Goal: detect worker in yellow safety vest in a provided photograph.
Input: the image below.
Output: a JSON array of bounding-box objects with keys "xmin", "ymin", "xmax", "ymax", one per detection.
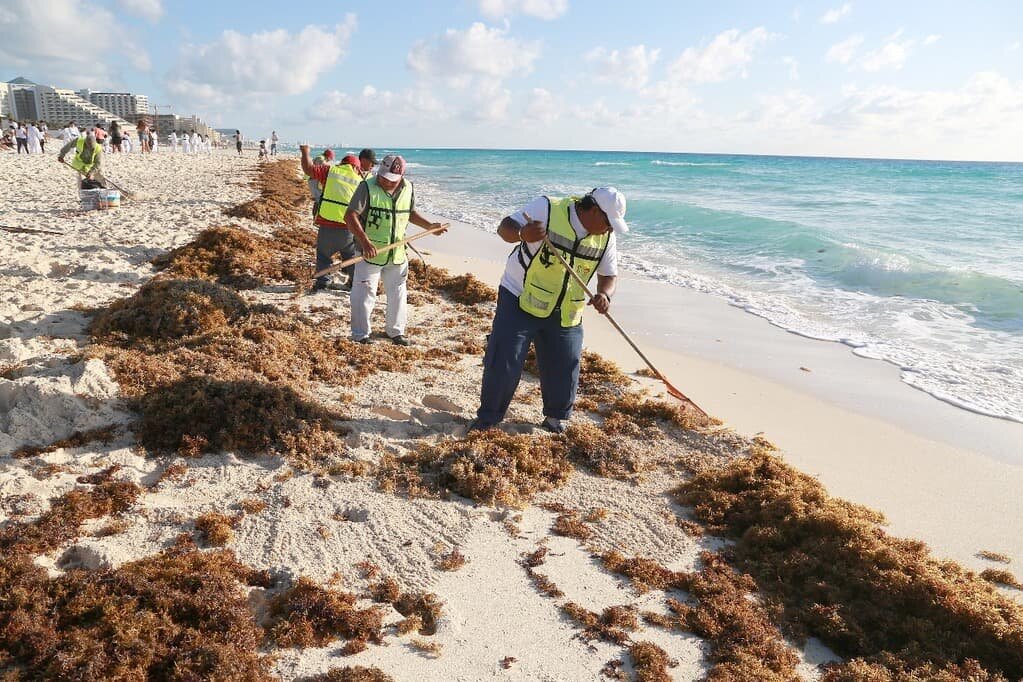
[
  {"xmin": 57, "ymin": 133, "xmax": 105, "ymax": 187},
  {"xmin": 343, "ymin": 154, "xmax": 448, "ymax": 346},
  {"xmin": 300, "ymin": 146, "xmax": 376, "ymax": 291},
  {"xmin": 468, "ymin": 188, "xmax": 628, "ymax": 434}
]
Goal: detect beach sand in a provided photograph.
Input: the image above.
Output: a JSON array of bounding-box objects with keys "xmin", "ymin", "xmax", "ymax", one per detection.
[{"xmin": 1, "ymin": 150, "xmax": 1020, "ymax": 680}]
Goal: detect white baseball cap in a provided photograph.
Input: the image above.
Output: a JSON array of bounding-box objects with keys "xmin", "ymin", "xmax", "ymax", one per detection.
[
  {"xmin": 378, "ymin": 154, "xmax": 407, "ymax": 182},
  {"xmin": 590, "ymin": 187, "xmax": 628, "ymax": 233}
]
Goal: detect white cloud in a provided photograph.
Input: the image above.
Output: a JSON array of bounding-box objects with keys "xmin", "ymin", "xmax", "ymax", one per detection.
[
  {"xmin": 522, "ymin": 87, "xmax": 560, "ymax": 125},
  {"xmin": 585, "ymin": 45, "xmax": 660, "ymax": 90},
  {"xmin": 166, "ymin": 16, "xmax": 356, "ymax": 101},
  {"xmin": 407, "ymin": 23, "xmax": 540, "ymax": 84},
  {"xmin": 923, "ymin": 34, "xmax": 941, "ymax": 46},
  {"xmin": 821, "ymin": 72, "xmax": 1023, "ymax": 140},
  {"xmin": 1009, "ymin": 41, "xmax": 1022, "ymax": 53},
  {"xmin": 820, "ymin": 3, "xmax": 852, "ymax": 24},
  {"xmin": 0, "ymin": 0, "xmax": 146, "ymax": 88},
  {"xmin": 860, "ymin": 31, "xmax": 914, "ymax": 72},
  {"xmin": 739, "ymin": 89, "xmax": 818, "ymax": 130},
  {"xmin": 781, "ymin": 56, "xmax": 800, "ymax": 80},
  {"xmin": 668, "ymin": 27, "xmax": 773, "ymax": 84},
  {"xmin": 118, "ymin": 0, "xmax": 163, "ymax": 22},
  {"xmin": 467, "ymin": 78, "xmax": 512, "ymax": 121},
  {"xmin": 477, "ymin": 0, "xmax": 568, "ymax": 20},
  {"xmin": 308, "ymin": 85, "xmax": 448, "ymax": 122},
  {"xmin": 826, "ymin": 34, "xmax": 863, "ymax": 65}
]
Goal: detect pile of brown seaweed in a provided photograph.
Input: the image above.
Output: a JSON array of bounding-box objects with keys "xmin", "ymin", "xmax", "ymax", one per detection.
[
  {"xmin": 225, "ymin": 159, "xmax": 310, "ymax": 225},
  {"xmin": 379, "ymin": 431, "xmax": 573, "ymax": 508},
  {"xmin": 89, "ymin": 279, "xmax": 250, "ymax": 344},
  {"xmin": 407, "ymin": 260, "xmax": 497, "ymax": 305},
  {"xmin": 135, "ymin": 376, "xmax": 346, "ymax": 462},
  {"xmin": 266, "ymin": 577, "xmax": 385, "ymax": 650},
  {"xmin": 152, "ymin": 225, "xmax": 287, "ymax": 289},
  {"xmin": 676, "ymin": 450, "xmax": 1023, "ymax": 680}
]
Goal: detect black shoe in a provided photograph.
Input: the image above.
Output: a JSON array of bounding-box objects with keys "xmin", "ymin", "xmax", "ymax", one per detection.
[
  {"xmin": 466, "ymin": 419, "xmax": 495, "ymax": 433},
  {"xmin": 389, "ymin": 335, "xmax": 411, "ymax": 346},
  {"xmin": 356, "ymin": 337, "xmax": 373, "ymax": 345},
  {"xmin": 539, "ymin": 417, "xmax": 565, "ymax": 434},
  {"xmin": 326, "ymin": 280, "xmax": 351, "ymax": 292},
  {"xmin": 311, "ymin": 280, "xmax": 327, "ymax": 293}
]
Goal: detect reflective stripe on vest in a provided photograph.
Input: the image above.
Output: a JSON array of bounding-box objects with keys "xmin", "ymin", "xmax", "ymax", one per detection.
[
  {"xmin": 364, "ymin": 177, "xmax": 414, "ymax": 266},
  {"xmin": 518, "ymin": 196, "xmax": 610, "ymax": 327},
  {"xmin": 71, "ymin": 137, "xmax": 101, "ymax": 175},
  {"xmin": 316, "ymin": 163, "xmax": 363, "ymax": 223}
]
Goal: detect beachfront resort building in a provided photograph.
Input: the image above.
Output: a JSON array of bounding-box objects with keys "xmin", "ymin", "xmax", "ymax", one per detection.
[
  {"xmin": 77, "ymin": 90, "xmax": 150, "ymax": 121},
  {"xmin": 3, "ymin": 77, "xmax": 214, "ymax": 141},
  {"xmin": 152, "ymin": 113, "xmax": 221, "ymax": 144},
  {"xmin": 2, "ymin": 78, "xmax": 130, "ymax": 130}
]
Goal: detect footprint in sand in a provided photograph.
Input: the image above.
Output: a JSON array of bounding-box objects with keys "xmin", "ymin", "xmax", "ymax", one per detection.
[
  {"xmin": 371, "ymin": 406, "xmax": 413, "ymax": 421},
  {"xmin": 421, "ymin": 394, "xmax": 462, "ymax": 413}
]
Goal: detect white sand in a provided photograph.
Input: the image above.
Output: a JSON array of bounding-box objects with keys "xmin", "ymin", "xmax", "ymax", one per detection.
[{"xmin": 1, "ymin": 149, "xmax": 1018, "ymax": 680}]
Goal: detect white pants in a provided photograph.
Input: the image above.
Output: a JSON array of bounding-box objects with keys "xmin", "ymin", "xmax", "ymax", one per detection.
[{"xmin": 350, "ymin": 259, "xmax": 408, "ymax": 341}]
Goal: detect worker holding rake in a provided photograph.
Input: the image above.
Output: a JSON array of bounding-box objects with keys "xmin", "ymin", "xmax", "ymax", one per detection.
[{"xmin": 469, "ymin": 188, "xmax": 627, "ymax": 434}]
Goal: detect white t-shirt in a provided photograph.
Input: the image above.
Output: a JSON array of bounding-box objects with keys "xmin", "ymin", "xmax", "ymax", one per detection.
[{"xmin": 499, "ymin": 195, "xmax": 618, "ymax": 297}]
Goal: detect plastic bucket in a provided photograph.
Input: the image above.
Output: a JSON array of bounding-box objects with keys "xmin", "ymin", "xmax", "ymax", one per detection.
[
  {"xmin": 99, "ymin": 190, "xmax": 120, "ymax": 209},
  {"xmin": 78, "ymin": 188, "xmax": 120, "ymax": 210}
]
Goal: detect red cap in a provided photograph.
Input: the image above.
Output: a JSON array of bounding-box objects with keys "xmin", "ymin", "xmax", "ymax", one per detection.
[
  {"xmin": 341, "ymin": 154, "xmax": 360, "ymax": 167},
  {"xmin": 322, "ymin": 149, "xmax": 335, "ymax": 160}
]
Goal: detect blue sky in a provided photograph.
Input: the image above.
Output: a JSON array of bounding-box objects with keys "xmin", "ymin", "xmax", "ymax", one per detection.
[{"xmin": 2, "ymin": 0, "xmax": 1021, "ymax": 160}]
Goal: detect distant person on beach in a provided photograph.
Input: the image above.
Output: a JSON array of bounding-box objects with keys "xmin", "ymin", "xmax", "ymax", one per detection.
[
  {"xmin": 110, "ymin": 121, "xmax": 122, "ymax": 152},
  {"xmin": 168, "ymin": 131, "xmax": 178, "ymax": 152},
  {"xmin": 468, "ymin": 188, "xmax": 627, "ymax": 434},
  {"xmin": 270, "ymin": 130, "xmax": 278, "ymax": 156},
  {"xmin": 257, "ymin": 139, "xmax": 268, "ymax": 160},
  {"xmin": 27, "ymin": 122, "xmax": 43, "ymax": 154},
  {"xmin": 235, "ymin": 130, "xmax": 243, "ymax": 155},
  {"xmin": 304, "ymin": 148, "xmax": 334, "ymax": 209},
  {"xmin": 344, "ymin": 154, "xmax": 448, "ymax": 345},
  {"xmin": 15, "ymin": 123, "xmax": 28, "ymax": 154},
  {"xmin": 58, "ymin": 132, "xmax": 105, "ymax": 187},
  {"xmin": 300, "ymin": 146, "xmax": 366, "ymax": 292},
  {"xmin": 38, "ymin": 122, "xmax": 47, "ymax": 153}
]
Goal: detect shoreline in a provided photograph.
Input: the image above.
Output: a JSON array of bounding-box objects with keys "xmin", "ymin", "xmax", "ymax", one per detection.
[{"xmin": 419, "ymin": 218, "xmax": 1023, "ymax": 571}]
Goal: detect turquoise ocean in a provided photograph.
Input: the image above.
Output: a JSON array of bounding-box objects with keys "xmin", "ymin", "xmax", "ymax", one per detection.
[{"xmin": 321, "ymin": 147, "xmax": 1023, "ymax": 423}]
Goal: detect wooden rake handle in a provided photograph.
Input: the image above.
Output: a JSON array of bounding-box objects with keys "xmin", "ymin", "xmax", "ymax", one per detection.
[
  {"xmin": 309, "ymin": 224, "xmax": 449, "ymax": 280},
  {"xmin": 537, "ymin": 230, "xmax": 708, "ymax": 418}
]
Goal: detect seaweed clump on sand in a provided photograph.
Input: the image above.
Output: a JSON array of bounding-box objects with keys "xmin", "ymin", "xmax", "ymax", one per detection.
[
  {"xmin": 0, "ymin": 545, "xmax": 273, "ymax": 680},
  {"xmin": 393, "ymin": 591, "xmax": 444, "ymax": 636},
  {"xmin": 309, "ymin": 668, "xmax": 394, "ymax": 682},
  {"xmin": 266, "ymin": 577, "xmax": 384, "ymax": 649},
  {"xmin": 629, "ymin": 641, "xmax": 675, "ymax": 682},
  {"xmin": 89, "ymin": 279, "xmax": 250, "ymax": 344},
  {"xmin": 225, "ymin": 159, "xmax": 310, "ymax": 225},
  {"xmin": 407, "ymin": 260, "xmax": 497, "ymax": 305},
  {"xmin": 675, "ymin": 450, "xmax": 1023, "ymax": 679},
  {"xmin": 563, "ymin": 420, "xmax": 661, "ymax": 480},
  {"xmin": 151, "ymin": 226, "xmax": 283, "ymax": 289},
  {"xmin": 389, "ymin": 431, "xmax": 573, "ymax": 508},
  {"xmin": 135, "ymin": 376, "xmax": 346, "ymax": 464},
  {"xmin": 10, "ymin": 425, "xmax": 119, "ymax": 459},
  {"xmin": 0, "ymin": 480, "xmax": 142, "ymax": 556}
]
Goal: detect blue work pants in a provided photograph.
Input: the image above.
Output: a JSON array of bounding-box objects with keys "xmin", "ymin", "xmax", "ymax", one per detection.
[{"xmin": 476, "ymin": 286, "xmax": 584, "ymax": 426}]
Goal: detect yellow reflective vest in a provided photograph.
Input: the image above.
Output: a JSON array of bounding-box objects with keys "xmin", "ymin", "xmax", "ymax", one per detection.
[
  {"xmin": 364, "ymin": 177, "xmax": 414, "ymax": 266},
  {"xmin": 70, "ymin": 137, "xmax": 101, "ymax": 175},
  {"xmin": 518, "ymin": 196, "xmax": 610, "ymax": 327},
  {"xmin": 317, "ymin": 163, "xmax": 364, "ymax": 223}
]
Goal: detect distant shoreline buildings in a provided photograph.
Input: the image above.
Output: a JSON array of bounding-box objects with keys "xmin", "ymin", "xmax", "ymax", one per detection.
[{"xmin": 1, "ymin": 76, "xmax": 223, "ymax": 143}]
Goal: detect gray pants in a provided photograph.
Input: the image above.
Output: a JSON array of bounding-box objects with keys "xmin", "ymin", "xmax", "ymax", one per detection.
[{"xmin": 315, "ymin": 227, "xmax": 357, "ymax": 286}]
